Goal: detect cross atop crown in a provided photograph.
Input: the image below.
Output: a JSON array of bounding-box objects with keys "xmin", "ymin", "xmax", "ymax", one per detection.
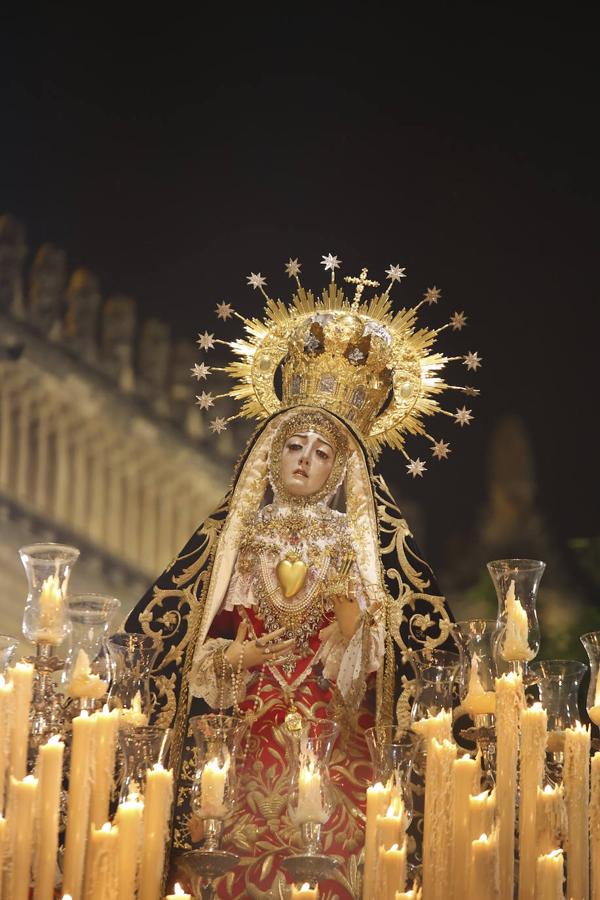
[{"xmin": 344, "ymin": 267, "xmax": 380, "ymax": 309}]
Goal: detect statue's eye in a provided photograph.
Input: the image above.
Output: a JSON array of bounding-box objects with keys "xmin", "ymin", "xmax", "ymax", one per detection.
[
  {"xmin": 316, "ymin": 449, "xmax": 330, "ymax": 461},
  {"xmin": 287, "ymin": 442, "xmax": 303, "ymax": 451}
]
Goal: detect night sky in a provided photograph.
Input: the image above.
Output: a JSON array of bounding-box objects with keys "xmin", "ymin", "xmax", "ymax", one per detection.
[{"xmin": 1, "ymin": 8, "xmax": 598, "ymax": 572}]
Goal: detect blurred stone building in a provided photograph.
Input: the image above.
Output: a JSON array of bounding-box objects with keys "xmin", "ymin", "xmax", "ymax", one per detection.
[{"xmin": 0, "ymin": 213, "xmax": 240, "ymax": 647}]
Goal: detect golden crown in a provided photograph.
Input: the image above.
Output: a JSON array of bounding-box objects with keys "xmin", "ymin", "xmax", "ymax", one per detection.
[{"xmin": 192, "ymin": 256, "xmax": 481, "ymax": 475}]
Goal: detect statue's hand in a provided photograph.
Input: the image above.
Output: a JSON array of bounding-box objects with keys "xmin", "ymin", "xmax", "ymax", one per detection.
[{"xmin": 224, "ymin": 622, "xmax": 296, "ymax": 671}]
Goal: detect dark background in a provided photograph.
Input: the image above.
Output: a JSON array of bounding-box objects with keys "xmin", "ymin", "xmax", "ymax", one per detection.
[{"xmin": 1, "ymin": 7, "xmax": 598, "ymax": 585}]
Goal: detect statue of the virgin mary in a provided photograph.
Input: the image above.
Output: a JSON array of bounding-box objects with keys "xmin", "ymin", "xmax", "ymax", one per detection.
[{"xmin": 124, "ymin": 260, "xmax": 479, "ymax": 898}]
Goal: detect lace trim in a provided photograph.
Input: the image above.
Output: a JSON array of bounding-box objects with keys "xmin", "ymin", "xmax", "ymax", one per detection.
[{"xmin": 190, "ymin": 637, "xmax": 251, "ymax": 707}]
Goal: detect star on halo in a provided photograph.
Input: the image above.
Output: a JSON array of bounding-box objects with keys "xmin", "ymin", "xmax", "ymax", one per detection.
[
  {"xmin": 285, "ymin": 258, "xmax": 302, "ymax": 278},
  {"xmin": 321, "ymin": 253, "xmax": 341, "ymax": 272},
  {"xmin": 431, "ymin": 439, "xmax": 451, "ymax": 460},
  {"xmin": 196, "ymin": 391, "xmax": 215, "ymax": 410},
  {"xmin": 247, "ymin": 272, "xmax": 267, "ymax": 290},
  {"xmin": 406, "ymin": 458, "xmax": 427, "ymax": 478},
  {"xmin": 423, "ymin": 286, "xmax": 442, "ymax": 305},
  {"xmin": 463, "ymin": 351, "xmax": 482, "ymax": 371},
  {"xmin": 450, "ymin": 311, "xmax": 467, "ymax": 331},
  {"xmin": 463, "ymin": 386, "xmax": 480, "ymax": 397},
  {"xmin": 215, "ymin": 301, "xmax": 233, "ymax": 321},
  {"xmin": 453, "ymin": 406, "xmax": 473, "ymax": 427},
  {"xmin": 209, "ymin": 417, "xmax": 228, "ymax": 434},
  {"xmin": 197, "ymin": 331, "xmax": 215, "ymax": 351},
  {"xmin": 191, "ymin": 362, "xmax": 210, "ymax": 380},
  {"xmin": 385, "ymin": 264, "xmax": 407, "ymax": 283}
]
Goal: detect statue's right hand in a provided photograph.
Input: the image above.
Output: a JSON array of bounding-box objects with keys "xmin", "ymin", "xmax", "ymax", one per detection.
[{"xmin": 224, "ymin": 622, "xmax": 296, "ymax": 671}]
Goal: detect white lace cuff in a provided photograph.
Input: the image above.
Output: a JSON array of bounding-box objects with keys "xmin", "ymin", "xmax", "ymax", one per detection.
[{"xmin": 189, "ymin": 637, "xmax": 251, "ymax": 708}]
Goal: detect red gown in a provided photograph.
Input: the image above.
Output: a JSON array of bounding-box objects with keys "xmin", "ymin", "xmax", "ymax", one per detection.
[{"xmin": 208, "ymin": 606, "xmax": 375, "ymax": 900}]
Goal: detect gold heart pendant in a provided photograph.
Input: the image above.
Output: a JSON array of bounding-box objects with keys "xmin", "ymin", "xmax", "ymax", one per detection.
[{"xmin": 276, "ymin": 555, "xmax": 308, "ymax": 598}]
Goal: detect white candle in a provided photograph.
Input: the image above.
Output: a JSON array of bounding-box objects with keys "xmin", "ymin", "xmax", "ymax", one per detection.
[
  {"xmin": 518, "ymin": 702, "xmax": 547, "ymax": 900},
  {"xmin": 588, "ymin": 670, "xmax": 600, "ymax": 726},
  {"xmin": 37, "ymin": 573, "xmax": 64, "ymax": 644},
  {"xmin": 411, "ymin": 708, "xmax": 452, "ymax": 751},
  {"xmin": 378, "ymin": 840, "xmax": 407, "ymax": 900},
  {"xmin": 119, "ymin": 690, "xmax": 149, "ymax": 727},
  {"xmin": 591, "ymin": 754, "xmax": 600, "ymax": 900},
  {"xmin": 199, "ymin": 753, "xmax": 230, "ymax": 819},
  {"xmin": 8, "ymin": 661, "xmax": 34, "ymax": 780},
  {"xmin": 8, "ymin": 774, "xmax": 38, "ymax": 900},
  {"xmin": 501, "ymin": 580, "xmax": 533, "ymax": 661},
  {"xmin": 469, "ymin": 789, "xmax": 496, "ymax": 843},
  {"xmin": 83, "ymin": 821, "xmax": 119, "ymax": 899},
  {"xmin": 468, "ymin": 831, "xmax": 500, "ymax": 900},
  {"xmin": 363, "ymin": 781, "xmax": 391, "ymax": 900},
  {"xmin": 450, "ymin": 754, "xmax": 479, "ymax": 897},
  {"xmin": 290, "ymin": 885, "xmax": 319, "ymax": 899},
  {"xmin": 0, "ymin": 815, "xmax": 6, "ymax": 900},
  {"xmin": 296, "ymin": 753, "xmax": 325, "ymax": 824},
  {"xmin": 115, "ymin": 788, "xmax": 144, "ymax": 899},
  {"xmin": 67, "ymin": 649, "xmax": 108, "ymax": 700},
  {"xmin": 139, "ymin": 764, "xmax": 174, "ymax": 900},
  {"xmin": 423, "ymin": 738, "xmax": 456, "ymax": 900},
  {"xmin": 165, "ymin": 885, "xmax": 192, "ymax": 900},
  {"xmin": 34, "ymin": 734, "xmax": 64, "ymax": 900},
  {"xmin": 536, "ymin": 784, "xmax": 566, "ymax": 857},
  {"xmin": 62, "ymin": 710, "xmax": 97, "ymax": 900},
  {"xmin": 564, "ymin": 722, "xmax": 590, "ymax": 900},
  {"xmin": 0, "ymin": 676, "xmax": 14, "ymax": 812},
  {"xmin": 395, "ymin": 889, "xmax": 422, "ymax": 900},
  {"xmin": 462, "ymin": 656, "xmax": 496, "ymax": 717},
  {"xmin": 90, "ymin": 706, "xmax": 119, "ymax": 828},
  {"xmin": 535, "ymin": 850, "xmax": 564, "ymax": 900},
  {"xmin": 494, "ymin": 671, "xmax": 523, "ymax": 899},
  {"xmin": 376, "ymin": 793, "xmax": 407, "ymax": 851}
]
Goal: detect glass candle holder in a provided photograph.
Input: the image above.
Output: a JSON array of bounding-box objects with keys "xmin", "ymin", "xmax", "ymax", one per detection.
[
  {"xmin": 189, "ymin": 714, "xmax": 248, "ymax": 835},
  {"xmin": 62, "ymin": 595, "xmax": 121, "ymax": 710},
  {"xmin": 118, "ymin": 725, "xmax": 172, "ymax": 802},
  {"xmin": 454, "ymin": 620, "xmax": 497, "ymax": 718},
  {"xmin": 19, "ymin": 543, "xmax": 80, "ymax": 646},
  {"xmin": 287, "ymin": 720, "xmax": 339, "ymax": 854},
  {"xmin": 529, "ymin": 659, "xmax": 587, "ymax": 784},
  {"xmin": 107, "ymin": 633, "xmax": 158, "ymax": 725},
  {"xmin": 581, "ymin": 632, "xmax": 600, "ymax": 727},
  {"xmin": 488, "ymin": 558, "xmax": 545, "ymax": 674},
  {"xmin": 411, "ymin": 663, "xmax": 457, "ymax": 723},
  {"xmin": 364, "ymin": 725, "xmax": 419, "ymax": 824},
  {"xmin": 0, "ymin": 635, "xmax": 18, "ymax": 672}
]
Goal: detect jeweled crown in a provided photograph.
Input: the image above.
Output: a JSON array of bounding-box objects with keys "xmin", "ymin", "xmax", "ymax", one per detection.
[{"xmin": 192, "ymin": 256, "xmax": 482, "ymax": 475}]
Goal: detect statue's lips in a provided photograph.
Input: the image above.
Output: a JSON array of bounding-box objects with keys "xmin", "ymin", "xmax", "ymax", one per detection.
[{"xmin": 292, "ymin": 468, "xmax": 308, "ymax": 478}]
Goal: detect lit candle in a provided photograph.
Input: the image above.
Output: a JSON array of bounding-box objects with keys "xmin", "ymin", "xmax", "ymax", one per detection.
[
  {"xmin": 591, "ymin": 753, "xmax": 600, "ymax": 900},
  {"xmin": 535, "ymin": 850, "xmax": 564, "ymax": 900},
  {"xmin": 376, "ymin": 793, "xmax": 407, "ymax": 851},
  {"xmin": 290, "ymin": 885, "xmax": 319, "ymax": 899},
  {"xmin": 501, "ymin": 579, "xmax": 533, "ymax": 661},
  {"xmin": 199, "ymin": 753, "xmax": 230, "ymax": 819},
  {"xmin": 468, "ymin": 831, "xmax": 500, "ymax": 900},
  {"xmin": 139, "ymin": 763, "xmax": 174, "ymax": 900},
  {"xmin": 462, "ymin": 656, "xmax": 496, "ymax": 717},
  {"xmin": 450, "ymin": 754, "xmax": 479, "ymax": 897},
  {"xmin": 115, "ymin": 787, "xmax": 144, "ymax": 898},
  {"xmin": 165, "ymin": 885, "xmax": 192, "ymax": 900},
  {"xmin": 33, "ymin": 734, "xmax": 64, "ymax": 900},
  {"xmin": 378, "ymin": 840, "xmax": 407, "ymax": 900},
  {"xmin": 296, "ymin": 752, "xmax": 326, "ymax": 824},
  {"xmin": 67, "ymin": 648, "xmax": 108, "ymax": 700},
  {"xmin": 62, "ymin": 710, "xmax": 97, "ymax": 900},
  {"xmin": 90, "ymin": 706, "xmax": 119, "ymax": 828},
  {"xmin": 363, "ymin": 781, "xmax": 391, "ymax": 900},
  {"xmin": 469, "ymin": 789, "xmax": 496, "ymax": 843},
  {"xmin": 119, "ymin": 690, "xmax": 149, "ymax": 727},
  {"xmin": 518, "ymin": 702, "xmax": 547, "ymax": 900},
  {"xmin": 37, "ymin": 573, "xmax": 64, "ymax": 643},
  {"xmin": 8, "ymin": 774, "xmax": 38, "ymax": 900},
  {"xmin": 83, "ymin": 821, "xmax": 119, "ymax": 899},
  {"xmin": 423, "ymin": 738, "xmax": 456, "ymax": 900},
  {"xmin": 0, "ymin": 676, "xmax": 14, "ymax": 811},
  {"xmin": 8, "ymin": 661, "xmax": 34, "ymax": 780},
  {"xmin": 564, "ymin": 722, "xmax": 590, "ymax": 900},
  {"xmin": 494, "ymin": 670, "xmax": 523, "ymax": 899},
  {"xmin": 588, "ymin": 670, "xmax": 600, "ymax": 726},
  {"xmin": 536, "ymin": 784, "xmax": 566, "ymax": 857},
  {"xmin": 395, "ymin": 889, "xmax": 422, "ymax": 900},
  {"xmin": 411, "ymin": 708, "xmax": 452, "ymax": 752}
]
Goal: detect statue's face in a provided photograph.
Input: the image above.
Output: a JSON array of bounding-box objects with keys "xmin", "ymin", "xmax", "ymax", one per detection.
[{"xmin": 280, "ymin": 431, "xmax": 336, "ymax": 497}]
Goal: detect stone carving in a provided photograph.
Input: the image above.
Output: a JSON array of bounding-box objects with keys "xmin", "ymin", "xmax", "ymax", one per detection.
[
  {"xmin": 64, "ymin": 268, "xmax": 102, "ymax": 361},
  {"xmin": 138, "ymin": 319, "xmax": 171, "ymax": 413},
  {"xmin": 29, "ymin": 243, "xmax": 67, "ymax": 336},
  {"xmin": 101, "ymin": 294, "xmax": 137, "ymax": 391}
]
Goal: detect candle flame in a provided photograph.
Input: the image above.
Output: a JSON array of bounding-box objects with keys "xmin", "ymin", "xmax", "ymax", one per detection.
[
  {"xmin": 47, "ymin": 734, "xmax": 62, "ymax": 745},
  {"xmin": 174, "ymin": 884, "xmax": 186, "ymax": 895},
  {"xmin": 152, "ymin": 762, "xmax": 165, "ymax": 771},
  {"xmin": 300, "ymin": 885, "xmax": 311, "ymax": 891},
  {"xmin": 79, "ymin": 710, "xmax": 89, "ymax": 719},
  {"xmin": 101, "ymin": 822, "xmax": 112, "ymax": 832},
  {"xmin": 23, "ymin": 775, "xmax": 37, "ymax": 784},
  {"xmin": 102, "ymin": 703, "xmax": 110, "ymax": 714},
  {"xmin": 479, "ymin": 832, "xmax": 488, "ymax": 841},
  {"xmin": 62, "ymin": 895, "xmax": 73, "ymax": 900},
  {"xmin": 548, "ymin": 849, "xmax": 563, "ymax": 859},
  {"xmin": 390, "ymin": 843, "xmax": 399, "ymax": 851},
  {"xmin": 544, "ymin": 784, "xmax": 556, "ymax": 795},
  {"xmin": 530, "ymin": 701, "xmax": 543, "ymax": 710},
  {"xmin": 0, "ymin": 675, "xmax": 4, "ymax": 688}
]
